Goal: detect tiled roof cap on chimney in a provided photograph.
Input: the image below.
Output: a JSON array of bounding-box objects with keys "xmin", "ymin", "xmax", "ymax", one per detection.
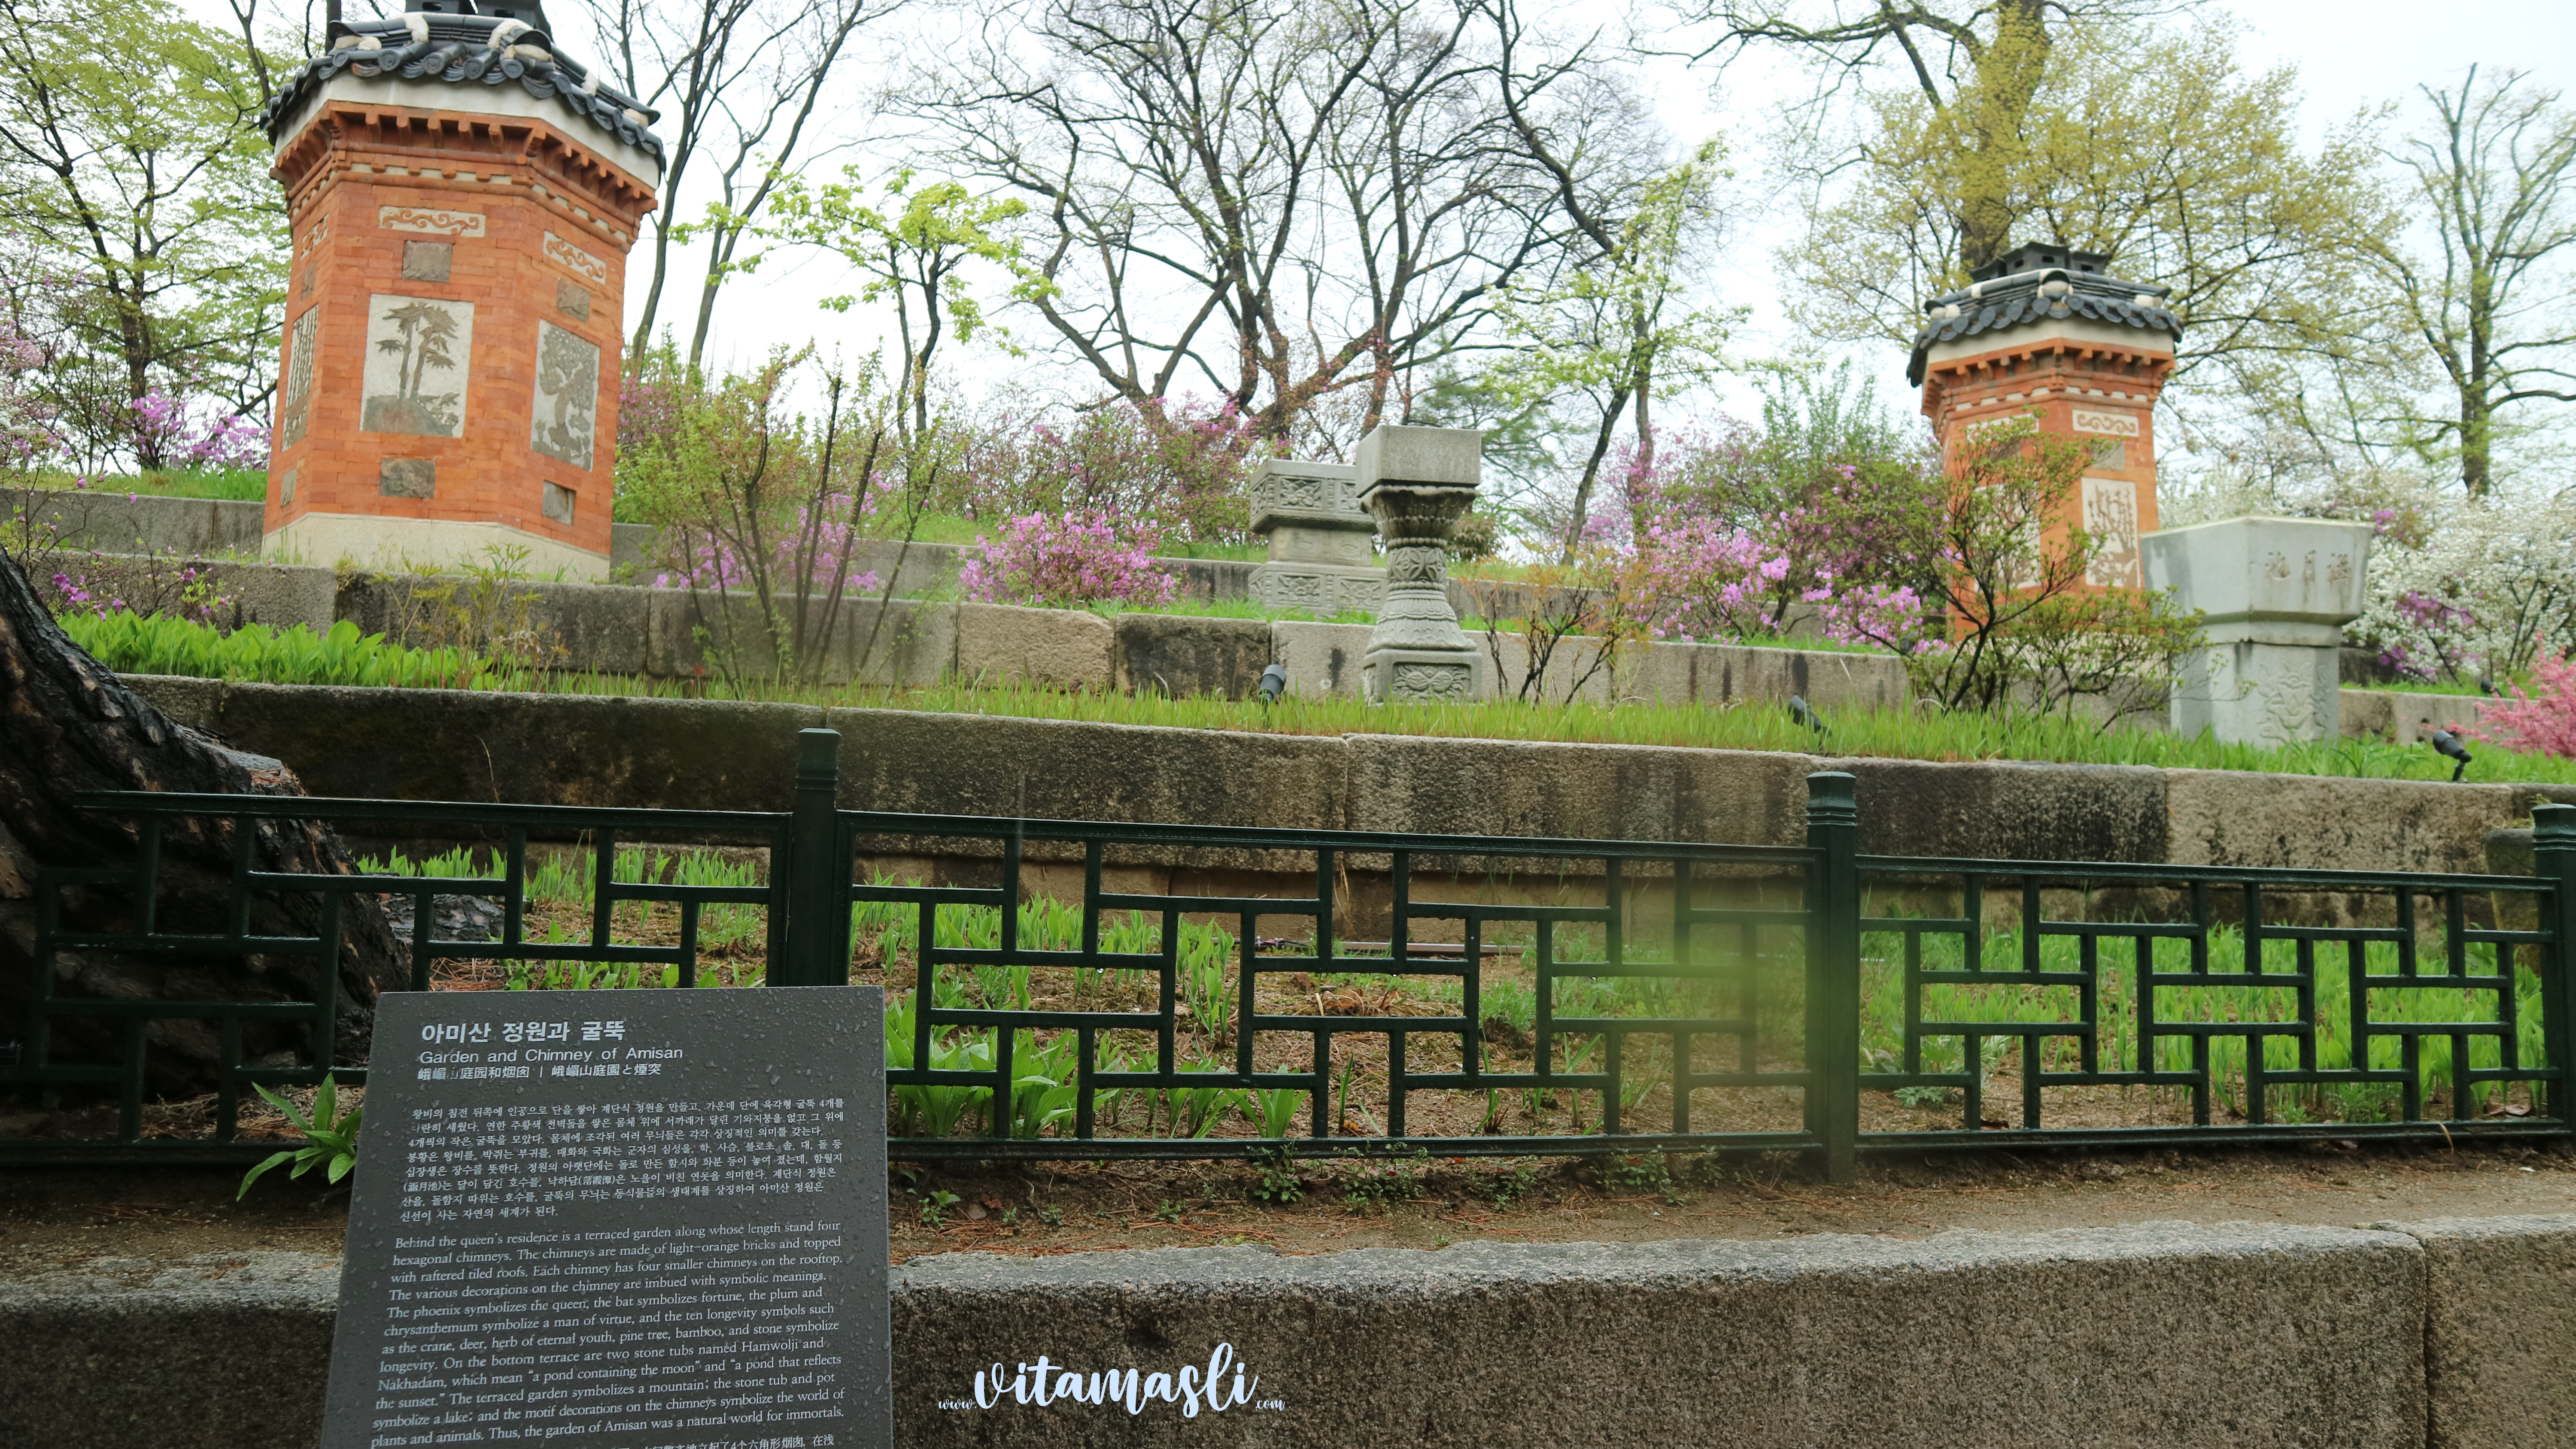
[
  {"xmin": 263, "ymin": 0, "xmax": 664, "ymax": 172},
  {"xmin": 1906, "ymin": 243, "xmax": 2180, "ymax": 385}
]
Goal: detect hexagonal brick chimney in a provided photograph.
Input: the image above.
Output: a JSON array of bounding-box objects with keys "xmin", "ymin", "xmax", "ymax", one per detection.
[
  {"xmin": 1908, "ymin": 244, "xmax": 2181, "ymax": 589},
  {"xmin": 259, "ymin": 0, "xmax": 661, "ymax": 579}
]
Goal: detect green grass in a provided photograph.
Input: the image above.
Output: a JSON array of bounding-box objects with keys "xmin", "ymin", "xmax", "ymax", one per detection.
[
  {"xmin": 2349, "ymin": 677, "xmax": 2502, "ymax": 697},
  {"xmin": 17, "ymin": 467, "xmax": 267, "ymax": 501},
  {"xmin": 70, "ymin": 609, "xmax": 2576, "ymax": 784}
]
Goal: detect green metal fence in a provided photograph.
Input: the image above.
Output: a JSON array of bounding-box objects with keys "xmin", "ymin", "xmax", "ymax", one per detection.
[{"xmin": 6, "ymin": 726, "xmax": 2573, "ymax": 1181}]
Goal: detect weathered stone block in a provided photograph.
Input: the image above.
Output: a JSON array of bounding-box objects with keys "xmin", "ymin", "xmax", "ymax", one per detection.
[
  {"xmin": 890, "ymin": 1225, "xmax": 2426, "ymax": 1449},
  {"xmin": 1483, "ymin": 629, "xmax": 1616, "ymax": 703},
  {"xmin": 399, "ymin": 239, "xmax": 452, "ymax": 281},
  {"xmin": 377, "ymin": 458, "xmax": 436, "ymax": 499},
  {"xmin": 1829, "ymin": 758, "xmax": 2169, "ymax": 862},
  {"xmin": 1353, "ymin": 422, "xmax": 1482, "ymax": 489},
  {"xmin": 1342, "ymin": 734, "xmax": 1817, "ymax": 849},
  {"xmin": 826, "ymin": 705, "xmax": 1347, "ymax": 872},
  {"xmin": 2146, "ymin": 516, "xmax": 2375, "ymax": 745},
  {"xmin": 136, "ymin": 680, "xmax": 823, "ymax": 808},
  {"xmin": 76, "ymin": 555, "xmax": 337, "ymax": 634},
  {"xmin": 1268, "ymin": 620, "xmax": 1375, "ymax": 699},
  {"xmin": 956, "ymin": 602, "xmax": 1114, "ymax": 691},
  {"xmin": 0, "ymin": 1250, "xmax": 340, "ymax": 1449},
  {"xmin": 0, "ymin": 487, "xmax": 265, "ymax": 559},
  {"xmin": 1112, "ymin": 612, "xmax": 1272, "ymax": 698},
  {"xmin": 2341, "ymin": 687, "xmax": 2396, "ymax": 740},
  {"xmin": 2146, "ymin": 516, "xmax": 2375, "ymax": 630},
  {"xmin": 2387, "ymin": 1215, "xmax": 2576, "ymax": 1449},
  {"xmin": 1622, "ymin": 640, "xmax": 1910, "ymax": 714},
  {"xmin": 1248, "ymin": 561, "xmax": 1384, "ymax": 616},
  {"xmin": 2165, "ymin": 770, "xmax": 2518, "ymax": 874},
  {"xmin": 826, "ymin": 598, "xmax": 959, "ymax": 687}
]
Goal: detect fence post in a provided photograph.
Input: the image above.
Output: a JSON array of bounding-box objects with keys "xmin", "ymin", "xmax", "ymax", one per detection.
[
  {"xmin": 2535, "ymin": 803, "xmax": 2576, "ymax": 1135},
  {"xmin": 1805, "ymin": 770, "xmax": 1861, "ymax": 1184},
  {"xmin": 778, "ymin": 728, "xmax": 848, "ymax": 988}
]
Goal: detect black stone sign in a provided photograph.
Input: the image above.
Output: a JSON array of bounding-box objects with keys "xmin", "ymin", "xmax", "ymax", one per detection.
[{"xmin": 323, "ymin": 986, "xmax": 890, "ymax": 1449}]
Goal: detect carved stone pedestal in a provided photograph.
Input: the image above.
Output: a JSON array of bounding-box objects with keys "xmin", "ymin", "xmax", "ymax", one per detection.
[
  {"xmin": 2142, "ymin": 516, "xmax": 2374, "ymax": 745},
  {"xmin": 1247, "ymin": 458, "xmax": 1384, "ymax": 617},
  {"xmin": 1355, "ymin": 425, "xmax": 1487, "ymax": 703}
]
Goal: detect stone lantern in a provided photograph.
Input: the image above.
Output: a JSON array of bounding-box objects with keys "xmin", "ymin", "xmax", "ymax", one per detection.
[
  {"xmin": 1909, "ymin": 244, "xmax": 2181, "ymax": 589},
  {"xmin": 258, "ymin": 0, "xmax": 662, "ymax": 579},
  {"xmin": 1354, "ymin": 424, "xmax": 1487, "ymax": 702},
  {"xmin": 2142, "ymin": 516, "xmax": 2374, "ymax": 745}
]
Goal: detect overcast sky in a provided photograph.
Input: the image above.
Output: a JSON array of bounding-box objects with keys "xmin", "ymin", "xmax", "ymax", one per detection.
[{"xmin": 220, "ymin": 0, "xmax": 2576, "ymax": 435}]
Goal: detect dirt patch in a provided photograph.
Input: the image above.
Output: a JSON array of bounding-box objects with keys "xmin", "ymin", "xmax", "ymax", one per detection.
[{"xmin": 9, "ymin": 1140, "xmax": 2574, "ymax": 1279}]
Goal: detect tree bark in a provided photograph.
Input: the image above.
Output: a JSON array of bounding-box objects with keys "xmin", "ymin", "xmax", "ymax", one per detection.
[{"xmin": 0, "ymin": 549, "xmax": 406, "ymax": 1100}]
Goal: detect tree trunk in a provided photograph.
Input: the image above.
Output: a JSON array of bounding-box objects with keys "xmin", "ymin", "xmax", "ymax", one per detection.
[{"xmin": 0, "ymin": 549, "xmax": 405, "ymax": 1100}]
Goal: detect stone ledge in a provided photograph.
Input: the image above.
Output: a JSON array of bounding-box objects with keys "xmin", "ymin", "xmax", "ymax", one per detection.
[
  {"xmin": 118, "ymin": 679, "xmax": 2564, "ymax": 885},
  {"xmin": 4, "ymin": 1220, "xmax": 2497, "ymax": 1449},
  {"xmin": 894, "ymin": 1224, "xmax": 2425, "ymax": 1448},
  {"xmin": 2379, "ymin": 1214, "xmax": 2576, "ymax": 1448}
]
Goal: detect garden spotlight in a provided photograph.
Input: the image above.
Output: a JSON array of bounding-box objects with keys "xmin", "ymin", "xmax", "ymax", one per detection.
[
  {"xmin": 2430, "ymin": 725, "xmax": 2473, "ymax": 782},
  {"xmin": 1258, "ymin": 663, "xmax": 1287, "ymax": 705}
]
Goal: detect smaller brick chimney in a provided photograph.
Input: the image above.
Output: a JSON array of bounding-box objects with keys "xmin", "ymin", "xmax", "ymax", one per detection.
[{"xmin": 1908, "ymin": 245, "xmax": 2181, "ymax": 588}]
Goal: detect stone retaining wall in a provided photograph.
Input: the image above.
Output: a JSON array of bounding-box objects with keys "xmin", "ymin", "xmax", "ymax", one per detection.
[
  {"xmin": 121, "ymin": 679, "xmax": 2576, "ymax": 880},
  {"xmin": 7, "ymin": 1216, "xmax": 2572, "ymax": 1448}
]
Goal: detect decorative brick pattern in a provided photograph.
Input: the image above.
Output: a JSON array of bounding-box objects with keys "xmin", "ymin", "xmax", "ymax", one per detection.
[
  {"xmin": 1918, "ymin": 335, "xmax": 2169, "ymax": 594},
  {"xmin": 261, "ymin": 98, "xmax": 654, "ymax": 568},
  {"xmin": 380, "ymin": 205, "xmax": 486, "ymax": 237},
  {"xmin": 542, "ymin": 230, "xmax": 609, "ymax": 286}
]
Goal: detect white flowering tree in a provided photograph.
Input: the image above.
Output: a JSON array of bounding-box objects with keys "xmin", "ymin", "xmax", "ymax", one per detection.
[{"xmin": 2352, "ymin": 490, "xmax": 2576, "ymax": 684}]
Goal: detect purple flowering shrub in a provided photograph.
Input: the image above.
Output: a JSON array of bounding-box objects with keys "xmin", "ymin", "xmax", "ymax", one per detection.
[
  {"xmin": 959, "ymin": 510, "xmax": 1179, "ymax": 609},
  {"xmin": 129, "ymin": 389, "xmax": 268, "ymax": 472},
  {"xmin": 654, "ymin": 489, "xmax": 883, "ymax": 600},
  {"xmin": 958, "ymin": 398, "xmax": 1262, "ymax": 547}
]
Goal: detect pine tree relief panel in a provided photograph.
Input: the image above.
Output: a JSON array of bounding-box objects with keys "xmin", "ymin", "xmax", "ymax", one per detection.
[{"xmin": 360, "ymin": 294, "xmax": 473, "ymax": 438}]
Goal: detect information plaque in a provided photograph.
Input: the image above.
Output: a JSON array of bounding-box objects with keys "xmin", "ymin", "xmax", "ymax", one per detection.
[{"xmin": 322, "ymin": 986, "xmax": 891, "ymax": 1449}]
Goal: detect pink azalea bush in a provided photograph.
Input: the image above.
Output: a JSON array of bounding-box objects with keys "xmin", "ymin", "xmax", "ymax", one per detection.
[
  {"xmin": 1622, "ymin": 516, "xmax": 1792, "ymax": 641},
  {"xmin": 959, "ymin": 398, "xmax": 1263, "ymax": 547},
  {"xmin": 959, "ymin": 510, "xmax": 1179, "ymax": 609},
  {"xmin": 129, "ymin": 389, "xmax": 268, "ymax": 472},
  {"xmin": 653, "ymin": 489, "xmax": 883, "ymax": 600},
  {"xmin": 2470, "ymin": 645, "xmax": 2576, "ymax": 759}
]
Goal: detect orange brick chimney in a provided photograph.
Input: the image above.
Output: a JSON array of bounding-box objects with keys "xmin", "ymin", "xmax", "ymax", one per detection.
[
  {"xmin": 260, "ymin": 0, "xmax": 660, "ymax": 580},
  {"xmin": 1907, "ymin": 245, "xmax": 2180, "ymax": 589}
]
